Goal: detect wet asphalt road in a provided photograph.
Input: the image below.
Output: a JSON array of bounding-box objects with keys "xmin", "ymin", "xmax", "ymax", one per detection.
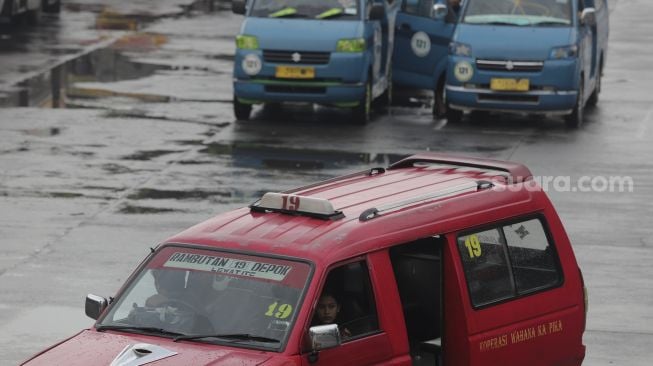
[{"xmin": 0, "ymin": 0, "xmax": 652, "ymax": 364}]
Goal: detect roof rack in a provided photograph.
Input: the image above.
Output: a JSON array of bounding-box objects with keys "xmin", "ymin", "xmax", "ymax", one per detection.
[
  {"xmin": 250, "ymin": 192, "xmax": 345, "ymax": 220},
  {"xmin": 389, "ymin": 153, "xmax": 532, "ymax": 184},
  {"xmin": 284, "ymin": 167, "xmax": 385, "ymax": 195},
  {"xmin": 359, "ymin": 180, "xmax": 493, "ymax": 222}
]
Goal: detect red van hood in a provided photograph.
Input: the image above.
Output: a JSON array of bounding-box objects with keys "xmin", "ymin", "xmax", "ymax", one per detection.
[{"xmin": 23, "ymin": 330, "xmax": 277, "ymax": 366}]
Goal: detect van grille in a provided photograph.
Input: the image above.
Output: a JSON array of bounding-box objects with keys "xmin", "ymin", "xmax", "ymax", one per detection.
[
  {"xmin": 263, "ymin": 50, "xmax": 330, "ymax": 65},
  {"xmin": 476, "ymin": 59, "xmax": 544, "ymax": 72}
]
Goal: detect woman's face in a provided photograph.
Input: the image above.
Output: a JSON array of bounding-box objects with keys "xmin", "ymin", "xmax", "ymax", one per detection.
[{"xmin": 317, "ymin": 295, "xmax": 340, "ymax": 324}]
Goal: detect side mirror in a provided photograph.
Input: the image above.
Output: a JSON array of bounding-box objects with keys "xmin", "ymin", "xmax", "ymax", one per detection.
[
  {"xmin": 432, "ymin": 3, "xmax": 448, "ymax": 19},
  {"xmin": 232, "ymin": 0, "xmax": 246, "ymax": 15},
  {"xmin": 369, "ymin": 3, "xmax": 385, "ymax": 21},
  {"xmin": 85, "ymin": 294, "xmax": 108, "ymax": 320},
  {"xmin": 309, "ymin": 324, "xmax": 341, "ymax": 352},
  {"xmin": 580, "ymin": 7, "xmax": 596, "ymax": 26}
]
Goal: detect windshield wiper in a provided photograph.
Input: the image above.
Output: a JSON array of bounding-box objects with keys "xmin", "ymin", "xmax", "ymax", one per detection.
[
  {"xmin": 479, "ymin": 21, "xmax": 527, "ymax": 26},
  {"xmin": 173, "ymin": 333, "xmax": 280, "ymax": 343},
  {"xmin": 96, "ymin": 325, "xmax": 185, "ymax": 337},
  {"xmin": 315, "ymin": 8, "xmax": 345, "ymax": 19},
  {"xmin": 531, "ymin": 20, "xmax": 569, "ymax": 26},
  {"xmin": 269, "ymin": 7, "xmax": 306, "ymax": 18}
]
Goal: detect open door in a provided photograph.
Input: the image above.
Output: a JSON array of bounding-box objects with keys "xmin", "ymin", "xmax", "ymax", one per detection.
[
  {"xmin": 392, "ymin": 0, "xmax": 457, "ymax": 91},
  {"xmin": 390, "ymin": 237, "xmax": 444, "ymax": 365}
]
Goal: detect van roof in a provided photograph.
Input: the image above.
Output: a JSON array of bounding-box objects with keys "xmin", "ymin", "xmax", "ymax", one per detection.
[{"xmin": 166, "ymin": 153, "xmax": 544, "ymax": 264}]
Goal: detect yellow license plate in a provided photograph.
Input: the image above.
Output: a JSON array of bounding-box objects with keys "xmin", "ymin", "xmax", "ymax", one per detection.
[
  {"xmin": 490, "ymin": 78, "xmax": 530, "ymax": 91},
  {"xmin": 275, "ymin": 66, "xmax": 315, "ymax": 79}
]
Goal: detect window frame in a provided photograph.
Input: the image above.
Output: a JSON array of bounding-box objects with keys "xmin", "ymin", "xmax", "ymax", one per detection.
[
  {"xmin": 307, "ymin": 256, "xmax": 383, "ymax": 346},
  {"xmin": 456, "ymin": 213, "xmax": 565, "ymax": 310}
]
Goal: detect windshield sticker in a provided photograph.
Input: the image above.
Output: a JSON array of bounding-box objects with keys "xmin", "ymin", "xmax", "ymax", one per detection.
[
  {"xmin": 164, "ymin": 252, "xmax": 292, "ymax": 281},
  {"xmin": 265, "ymin": 301, "xmax": 293, "ymax": 319}
]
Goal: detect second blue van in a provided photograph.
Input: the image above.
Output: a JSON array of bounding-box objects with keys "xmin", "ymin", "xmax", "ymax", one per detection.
[{"xmin": 444, "ymin": 0, "xmax": 609, "ymax": 128}]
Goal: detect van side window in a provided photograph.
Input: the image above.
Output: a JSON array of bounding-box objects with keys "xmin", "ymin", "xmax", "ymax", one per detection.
[
  {"xmin": 402, "ymin": 0, "xmax": 435, "ymax": 18},
  {"xmin": 457, "ymin": 229, "xmax": 515, "ymax": 306},
  {"xmin": 457, "ymin": 217, "xmax": 563, "ymax": 308},
  {"xmin": 313, "ymin": 261, "xmax": 379, "ymax": 341},
  {"xmin": 503, "ymin": 219, "xmax": 561, "ymax": 293}
]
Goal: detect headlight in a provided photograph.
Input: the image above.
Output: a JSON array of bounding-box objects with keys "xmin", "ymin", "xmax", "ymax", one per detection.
[
  {"xmin": 449, "ymin": 42, "xmax": 472, "ymax": 57},
  {"xmin": 336, "ymin": 38, "xmax": 365, "ymax": 53},
  {"xmin": 550, "ymin": 45, "xmax": 578, "ymax": 59},
  {"xmin": 236, "ymin": 35, "xmax": 259, "ymax": 50}
]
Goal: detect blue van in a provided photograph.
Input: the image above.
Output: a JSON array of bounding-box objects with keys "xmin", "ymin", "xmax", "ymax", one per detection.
[
  {"xmin": 231, "ymin": 0, "xmax": 399, "ymax": 122},
  {"xmin": 444, "ymin": 0, "xmax": 609, "ymax": 128}
]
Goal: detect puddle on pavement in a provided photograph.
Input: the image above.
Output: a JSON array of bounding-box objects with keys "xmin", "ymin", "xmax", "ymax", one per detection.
[
  {"xmin": 21, "ymin": 127, "xmax": 61, "ymax": 137},
  {"xmin": 121, "ymin": 149, "xmax": 184, "ymax": 161},
  {"xmin": 118, "ymin": 204, "xmax": 182, "ymax": 214},
  {"xmin": 199, "ymin": 142, "xmax": 406, "ymax": 170},
  {"xmin": 127, "ymin": 188, "xmax": 230, "ymax": 200},
  {"xmin": 3, "ymin": 39, "xmax": 173, "ymax": 108}
]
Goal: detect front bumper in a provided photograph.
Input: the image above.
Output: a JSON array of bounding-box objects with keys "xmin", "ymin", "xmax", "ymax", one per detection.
[{"xmin": 446, "ymin": 56, "xmax": 579, "ymax": 113}]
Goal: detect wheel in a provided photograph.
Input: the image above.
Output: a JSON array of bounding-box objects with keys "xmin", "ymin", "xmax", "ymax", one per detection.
[
  {"xmin": 233, "ymin": 97, "xmax": 252, "ymax": 121},
  {"xmin": 565, "ymin": 78, "xmax": 584, "ymax": 129},
  {"xmin": 352, "ymin": 79, "xmax": 371, "ymax": 123},
  {"xmin": 446, "ymin": 105, "xmax": 463, "ymax": 124},
  {"xmin": 587, "ymin": 66, "xmax": 601, "ymax": 107},
  {"xmin": 432, "ymin": 78, "xmax": 446, "ymax": 119}
]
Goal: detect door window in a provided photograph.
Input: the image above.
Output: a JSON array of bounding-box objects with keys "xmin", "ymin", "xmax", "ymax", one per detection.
[
  {"xmin": 402, "ymin": 0, "xmax": 435, "ymax": 18},
  {"xmin": 457, "ymin": 216, "xmax": 563, "ymax": 308},
  {"xmin": 312, "ymin": 261, "xmax": 379, "ymax": 341},
  {"xmin": 457, "ymin": 229, "xmax": 515, "ymax": 306},
  {"xmin": 504, "ymin": 219, "xmax": 561, "ymax": 293}
]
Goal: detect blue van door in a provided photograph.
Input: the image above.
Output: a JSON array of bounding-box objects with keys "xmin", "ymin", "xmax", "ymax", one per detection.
[{"xmin": 393, "ymin": 0, "xmax": 456, "ymax": 115}]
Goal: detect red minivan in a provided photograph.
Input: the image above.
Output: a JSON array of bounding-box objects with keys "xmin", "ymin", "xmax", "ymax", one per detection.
[{"xmin": 22, "ymin": 153, "xmax": 587, "ymax": 366}]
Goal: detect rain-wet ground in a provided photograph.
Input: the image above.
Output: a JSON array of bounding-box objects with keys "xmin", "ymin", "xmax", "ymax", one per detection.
[{"xmin": 1, "ymin": 0, "xmax": 653, "ymax": 364}]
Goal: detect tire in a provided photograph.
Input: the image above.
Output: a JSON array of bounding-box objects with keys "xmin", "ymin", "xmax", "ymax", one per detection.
[
  {"xmin": 233, "ymin": 97, "xmax": 252, "ymax": 121},
  {"xmin": 587, "ymin": 65, "xmax": 601, "ymax": 107},
  {"xmin": 432, "ymin": 78, "xmax": 446, "ymax": 119},
  {"xmin": 352, "ymin": 79, "xmax": 371, "ymax": 123},
  {"xmin": 446, "ymin": 105, "xmax": 463, "ymax": 124},
  {"xmin": 565, "ymin": 78, "xmax": 584, "ymax": 129}
]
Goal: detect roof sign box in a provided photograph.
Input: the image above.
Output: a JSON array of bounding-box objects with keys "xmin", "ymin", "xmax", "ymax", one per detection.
[{"xmin": 251, "ymin": 192, "xmax": 345, "ymax": 220}]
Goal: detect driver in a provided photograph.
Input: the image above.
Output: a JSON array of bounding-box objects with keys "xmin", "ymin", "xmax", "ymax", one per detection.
[
  {"xmin": 145, "ymin": 269, "xmax": 186, "ymax": 308},
  {"xmin": 313, "ymin": 291, "xmax": 352, "ymax": 339}
]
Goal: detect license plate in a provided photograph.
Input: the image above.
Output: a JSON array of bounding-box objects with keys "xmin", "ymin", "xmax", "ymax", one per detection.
[
  {"xmin": 275, "ymin": 66, "xmax": 315, "ymax": 79},
  {"xmin": 490, "ymin": 78, "xmax": 529, "ymax": 91}
]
